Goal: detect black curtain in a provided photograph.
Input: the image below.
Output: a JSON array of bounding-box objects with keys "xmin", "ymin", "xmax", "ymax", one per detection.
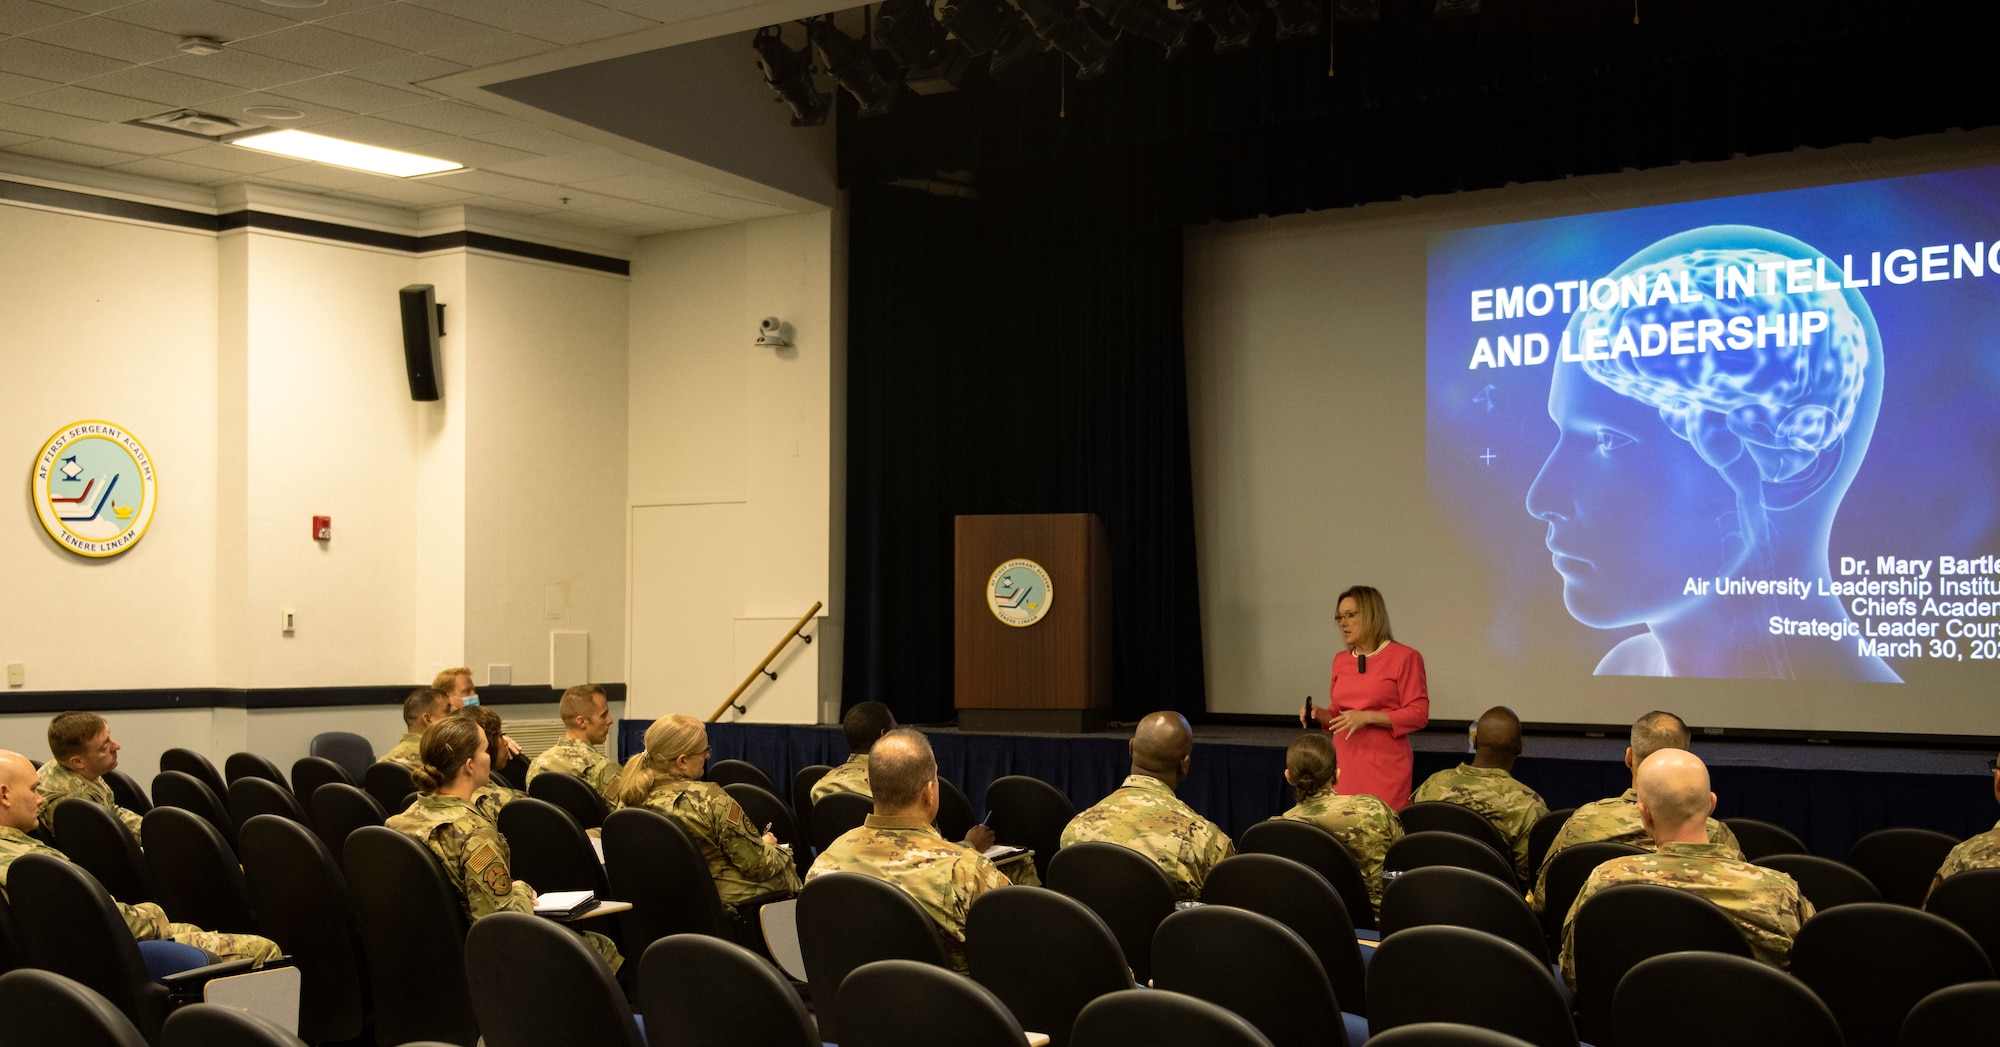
[{"xmin": 842, "ymin": 177, "xmax": 1205, "ymax": 724}]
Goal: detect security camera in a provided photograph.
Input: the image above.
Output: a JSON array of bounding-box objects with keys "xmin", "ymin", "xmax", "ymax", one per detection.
[{"xmin": 755, "ymin": 316, "xmax": 793, "ymax": 349}]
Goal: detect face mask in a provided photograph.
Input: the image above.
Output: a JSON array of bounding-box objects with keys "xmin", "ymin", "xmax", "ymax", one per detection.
[{"xmin": 462, "ymin": 692, "xmax": 481, "ymax": 707}]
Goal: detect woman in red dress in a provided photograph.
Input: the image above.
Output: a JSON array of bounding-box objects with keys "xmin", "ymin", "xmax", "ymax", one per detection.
[{"xmin": 1298, "ymin": 585, "xmax": 1429, "ymax": 810}]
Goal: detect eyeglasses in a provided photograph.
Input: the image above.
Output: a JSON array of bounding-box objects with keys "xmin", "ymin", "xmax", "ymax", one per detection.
[{"xmin": 1334, "ymin": 611, "xmax": 1361, "ymax": 622}]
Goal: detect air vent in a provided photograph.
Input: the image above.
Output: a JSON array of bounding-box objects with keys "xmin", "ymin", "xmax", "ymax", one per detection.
[{"xmin": 130, "ymin": 109, "xmax": 264, "ymax": 141}]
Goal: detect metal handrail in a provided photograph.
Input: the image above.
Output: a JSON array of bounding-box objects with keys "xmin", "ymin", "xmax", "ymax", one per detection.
[{"xmin": 708, "ymin": 600, "xmax": 824, "ymax": 722}]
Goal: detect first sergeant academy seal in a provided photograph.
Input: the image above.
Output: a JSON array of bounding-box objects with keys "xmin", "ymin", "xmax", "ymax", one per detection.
[
  {"xmin": 987, "ymin": 558, "xmax": 1053, "ymax": 627},
  {"xmin": 31, "ymin": 421, "xmax": 157, "ymax": 559}
]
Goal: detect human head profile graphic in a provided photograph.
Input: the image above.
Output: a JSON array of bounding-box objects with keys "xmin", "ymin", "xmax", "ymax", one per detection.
[{"xmin": 1524, "ymin": 224, "xmax": 1899, "ymax": 681}]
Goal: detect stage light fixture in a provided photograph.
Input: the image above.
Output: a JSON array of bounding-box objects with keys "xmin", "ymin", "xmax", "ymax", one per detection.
[
  {"xmin": 1082, "ymin": 0, "xmax": 1192, "ymax": 59},
  {"xmin": 1266, "ymin": 0, "xmax": 1324, "ymax": 37},
  {"xmin": 1011, "ymin": 0, "xmax": 1117, "ymax": 80},
  {"xmin": 877, "ymin": 0, "xmax": 974, "ymax": 95},
  {"xmin": 1179, "ymin": 0, "xmax": 1260, "ymax": 53},
  {"xmin": 1434, "ymin": 0, "xmax": 1480, "ymax": 14},
  {"xmin": 809, "ymin": 16, "xmax": 900, "ymax": 119},
  {"xmin": 1331, "ymin": 0, "xmax": 1379, "ymax": 22},
  {"xmin": 752, "ymin": 25, "xmax": 828, "ymax": 126},
  {"xmin": 937, "ymin": 0, "xmax": 1047, "ymax": 88}
]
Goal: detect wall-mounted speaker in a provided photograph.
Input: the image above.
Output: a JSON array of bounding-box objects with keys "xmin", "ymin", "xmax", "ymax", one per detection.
[{"xmin": 398, "ymin": 284, "xmax": 444, "ymax": 402}]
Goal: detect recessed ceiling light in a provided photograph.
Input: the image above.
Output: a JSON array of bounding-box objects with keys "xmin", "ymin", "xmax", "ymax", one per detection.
[
  {"xmin": 228, "ymin": 130, "xmax": 463, "ymax": 178},
  {"xmin": 242, "ymin": 105, "xmax": 304, "ymax": 121},
  {"xmin": 176, "ymin": 36, "xmax": 224, "ymax": 56}
]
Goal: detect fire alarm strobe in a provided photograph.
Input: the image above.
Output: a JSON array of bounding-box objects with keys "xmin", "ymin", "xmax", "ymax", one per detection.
[{"xmin": 312, "ymin": 516, "xmax": 331, "ymax": 541}]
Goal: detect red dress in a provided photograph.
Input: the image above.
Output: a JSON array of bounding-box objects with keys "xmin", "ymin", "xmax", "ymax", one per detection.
[{"xmin": 1323, "ymin": 641, "xmax": 1429, "ymax": 810}]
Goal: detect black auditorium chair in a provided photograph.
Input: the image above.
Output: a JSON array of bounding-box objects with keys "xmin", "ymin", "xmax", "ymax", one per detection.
[
  {"xmin": 104, "ymin": 770, "xmax": 153, "ymax": 817},
  {"xmin": 159, "ymin": 750, "xmax": 228, "ymax": 804},
  {"xmin": 1613, "ymin": 951, "xmax": 1841, "ymax": 1047},
  {"xmin": 140, "ymin": 806, "xmax": 257, "ymax": 935},
  {"xmin": 496, "ymin": 797, "xmax": 610, "ymax": 897},
  {"xmin": 306, "ymin": 783, "xmax": 384, "ymax": 867},
  {"xmin": 149, "ymin": 770, "xmax": 236, "ymax": 846},
  {"xmin": 1201, "ymin": 853, "xmax": 1369, "ymax": 1019},
  {"xmin": 235, "ymin": 815, "xmax": 368, "ymax": 1046},
  {"xmin": 936, "ymin": 776, "xmax": 977, "ymax": 845},
  {"xmin": 343, "ymin": 826, "xmax": 478, "ymax": 1047},
  {"xmin": 287, "ymin": 756, "xmax": 350, "ymax": 801},
  {"xmin": 221, "ymin": 753, "xmax": 286, "ymax": 788},
  {"xmin": 0, "ymin": 892, "xmax": 19, "ymax": 975},
  {"xmin": 1399, "ymin": 801, "xmax": 1516, "ymax": 866},
  {"xmin": 226, "ymin": 777, "xmax": 308, "ymax": 827},
  {"xmin": 464, "ymin": 912, "xmax": 643, "ymax": 1047},
  {"xmin": 360, "ymin": 761, "xmax": 416, "ymax": 817},
  {"xmin": 795, "ymin": 872, "xmax": 950, "ymax": 1042},
  {"xmin": 1537, "ymin": 841, "xmax": 1646, "ymax": 942},
  {"xmin": 1386, "ymin": 830, "xmax": 1519, "ymax": 888},
  {"xmin": 1570, "ymin": 883, "xmax": 1753, "ymax": 1045},
  {"xmin": 9, "ymin": 854, "xmax": 254, "ymax": 1047},
  {"xmin": 705, "ymin": 758, "xmax": 777, "ymax": 794},
  {"xmin": 525, "ymin": 770, "xmax": 607, "ymax": 831},
  {"xmin": 809, "ymin": 790, "xmax": 873, "ymax": 854},
  {"xmin": 1923, "ymin": 867, "xmax": 2000, "ymax": 966},
  {"xmin": 51, "ymin": 799, "xmax": 152, "ymax": 904},
  {"xmin": 1238, "ymin": 818, "xmax": 1378, "ymax": 931},
  {"xmin": 966, "ymin": 886, "xmax": 1135, "ymax": 1047},
  {"xmin": 1368, "ymin": 1026, "xmax": 1541, "ymax": 1047},
  {"xmin": 1044, "ymin": 841, "xmax": 1179, "ymax": 987},
  {"xmin": 791, "ymin": 764, "xmax": 832, "ymax": 823},
  {"xmin": 1790, "ymin": 902, "xmax": 1994, "ymax": 1047},
  {"xmin": 724, "ymin": 782, "xmax": 811, "ymax": 879},
  {"xmin": 1368, "ymin": 926, "xmax": 1582, "ymax": 1047},
  {"xmin": 838, "ymin": 958, "xmax": 1034, "ymax": 1047},
  {"xmin": 1151, "ymin": 905, "xmax": 1363, "ymax": 1047},
  {"xmin": 307, "ymin": 732, "xmax": 374, "ymax": 786},
  {"xmin": 1722, "ymin": 817, "xmax": 1809, "ymax": 861},
  {"xmin": 600, "ymin": 807, "xmax": 786, "ymax": 960},
  {"xmin": 1899, "ymin": 981, "xmax": 2000, "ymax": 1047},
  {"xmin": 1847, "ymin": 827, "xmax": 1961, "ymax": 907},
  {"xmin": 639, "ymin": 934, "xmax": 820, "ymax": 1047},
  {"xmin": 160, "ymin": 1003, "xmax": 305, "ymax": 1047},
  {"xmin": 984, "ymin": 774, "xmax": 1075, "ymax": 883},
  {"xmin": 1525, "ymin": 808, "xmax": 1573, "ymax": 881},
  {"xmin": 1381, "ymin": 864, "xmax": 1551, "ymax": 965},
  {"xmin": 1757, "ymin": 853, "xmax": 1882, "ymax": 911},
  {"xmin": 1070, "ymin": 988, "xmax": 1277, "ymax": 1047},
  {"xmin": 0, "ymin": 968, "xmax": 150, "ymax": 1047},
  {"xmin": 485, "ymin": 767, "xmax": 516, "ymax": 791}
]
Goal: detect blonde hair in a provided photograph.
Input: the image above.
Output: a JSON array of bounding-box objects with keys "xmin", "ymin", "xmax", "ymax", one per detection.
[
  {"xmin": 411, "ymin": 717, "xmax": 485, "ymax": 795},
  {"xmin": 1337, "ymin": 585, "xmax": 1394, "ymax": 652},
  {"xmin": 613, "ymin": 714, "xmax": 707, "ymax": 808},
  {"xmin": 431, "ymin": 667, "xmax": 473, "ymax": 693}
]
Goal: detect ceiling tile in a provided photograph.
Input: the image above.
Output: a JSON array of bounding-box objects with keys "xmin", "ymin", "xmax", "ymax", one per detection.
[
  {"xmin": 346, "ymin": 52, "xmax": 463, "ymax": 91},
  {"xmin": 329, "ymin": 177, "xmax": 475, "ymax": 206},
  {"xmin": 570, "ymin": 169, "xmax": 718, "ymax": 201},
  {"xmin": 271, "ymin": 73, "xmax": 432, "ymax": 114},
  {"xmin": 202, "ymin": 87, "xmax": 355, "ymax": 125},
  {"xmin": 304, "ymin": 112, "xmax": 455, "ymax": 149},
  {"xmin": 531, "ymin": 210, "xmax": 629, "ymax": 230},
  {"xmin": 14, "ymin": 84, "xmax": 167, "ymax": 120},
  {"xmin": 103, "ymin": 0, "xmax": 297, "ymax": 40},
  {"xmin": 154, "ymin": 47, "xmax": 321, "ymax": 90},
  {"xmin": 160, "ymin": 139, "xmax": 306, "ymax": 172},
  {"xmin": 0, "ymin": 37, "xmax": 125, "ymax": 82},
  {"xmin": 0, "ymin": 100, "xmax": 97, "ymax": 135},
  {"xmin": 486, "ymin": 148, "xmax": 660, "ymax": 184},
  {"xmin": 108, "ymin": 154, "xmax": 239, "ymax": 183},
  {"xmin": 374, "ymin": 98, "xmax": 512, "ymax": 136},
  {"xmin": 319, "ymin": 3, "xmax": 494, "ymax": 52},
  {"xmin": 405, "ymin": 0, "xmax": 606, "ymax": 34},
  {"xmin": 524, "ymin": 10, "xmax": 657, "ymax": 46},
  {"xmin": 56, "ymin": 118, "xmax": 206, "ymax": 153},
  {"xmin": 0, "ymin": 70, "xmax": 62, "ymax": 100},
  {"xmin": 27, "ymin": 17, "xmax": 184, "ymax": 65},
  {"xmin": 0, "ymin": 0, "xmax": 81, "ymax": 37},
  {"xmin": 0, "ymin": 129, "xmax": 29, "ymax": 148},
  {"xmin": 208, "ymin": 0, "xmax": 397, "ymax": 20},
  {"xmin": 447, "ymin": 193, "xmax": 550, "ymax": 217},
  {"xmin": 422, "ymin": 167, "xmax": 618, "ymax": 209},
  {"xmin": 567, "ymin": 199, "xmax": 707, "ymax": 225},
  {"xmin": 79, "ymin": 65, "xmax": 240, "ymax": 106},
  {"xmin": 653, "ymin": 191, "xmax": 791, "ymax": 220},
  {"xmin": 7, "ymin": 137, "xmax": 144, "ymax": 166},
  {"xmin": 620, "ymin": 0, "xmax": 764, "ymax": 21},
  {"xmin": 416, "ymin": 135, "xmax": 534, "ymax": 169},
  {"xmin": 426, "ymin": 31, "xmax": 548, "ymax": 68},
  {"xmin": 466, "ymin": 122, "xmax": 588, "ymax": 155},
  {"xmin": 248, "ymin": 159, "xmax": 387, "ymax": 190},
  {"xmin": 31, "ymin": 0, "xmax": 131, "ymax": 14},
  {"xmin": 231, "ymin": 23, "xmax": 413, "ymax": 72}
]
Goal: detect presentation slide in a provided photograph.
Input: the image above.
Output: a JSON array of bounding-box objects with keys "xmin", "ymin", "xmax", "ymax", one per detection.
[{"xmin": 1427, "ymin": 165, "xmax": 2000, "ymax": 694}]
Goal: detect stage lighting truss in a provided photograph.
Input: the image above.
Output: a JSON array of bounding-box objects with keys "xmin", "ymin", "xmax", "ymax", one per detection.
[
  {"xmin": 1081, "ymin": 0, "xmax": 1193, "ymax": 59},
  {"xmin": 1267, "ymin": 0, "xmax": 1325, "ymax": 37},
  {"xmin": 877, "ymin": 0, "xmax": 976, "ymax": 94},
  {"xmin": 810, "ymin": 15, "xmax": 902, "ymax": 118},
  {"xmin": 1330, "ymin": 0, "xmax": 1379, "ymax": 22},
  {"xmin": 752, "ymin": 25, "xmax": 829, "ymax": 126},
  {"xmin": 1177, "ymin": 0, "xmax": 1260, "ymax": 53},
  {"xmin": 1011, "ymin": 0, "xmax": 1118, "ymax": 80},
  {"xmin": 936, "ymin": 0, "xmax": 1049, "ymax": 88}
]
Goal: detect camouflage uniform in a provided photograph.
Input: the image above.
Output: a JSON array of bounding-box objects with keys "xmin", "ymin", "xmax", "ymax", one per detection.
[
  {"xmin": 1926, "ymin": 820, "xmax": 2000, "ymax": 903},
  {"xmin": 36, "ymin": 762, "xmax": 145, "ymax": 845},
  {"xmin": 1531, "ymin": 788, "xmax": 1743, "ymax": 911},
  {"xmin": 634, "ymin": 777, "xmax": 801, "ymax": 910},
  {"xmin": 387, "ymin": 794, "xmax": 621, "ymax": 972},
  {"xmin": 811, "ymin": 754, "xmax": 871, "ymax": 805},
  {"xmin": 382, "ymin": 732, "xmax": 423, "ymax": 771},
  {"xmin": 0, "ymin": 826, "xmax": 280, "ymax": 963},
  {"xmin": 525, "ymin": 738, "xmax": 620, "ymax": 804},
  {"xmin": 1060, "ymin": 774, "xmax": 1235, "ymax": 902},
  {"xmin": 1277, "ymin": 789, "xmax": 1404, "ymax": 915},
  {"xmin": 807, "ymin": 812, "xmax": 1013, "ymax": 973},
  {"xmin": 1558, "ymin": 840, "xmax": 1813, "ymax": 989},
  {"xmin": 471, "ymin": 782, "xmax": 522, "ymax": 823},
  {"xmin": 1411, "ymin": 764, "xmax": 1549, "ymax": 883}
]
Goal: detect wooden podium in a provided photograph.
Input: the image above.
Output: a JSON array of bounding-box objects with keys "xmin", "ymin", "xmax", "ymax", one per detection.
[{"xmin": 954, "ymin": 513, "xmax": 1112, "ymax": 732}]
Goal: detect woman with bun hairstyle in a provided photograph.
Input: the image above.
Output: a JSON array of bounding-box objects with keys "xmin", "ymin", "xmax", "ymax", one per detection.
[
  {"xmin": 388, "ymin": 715, "xmax": 621, "ymax": 971},
  {"xmin": 1272, "ymin": 732, "xmax": 1404, "ymax": 916},
  {"xmin": 614, "ymin": 714, "xmax": 800, "ymax": 910},
  {"xmin": 455, "ymin": 705, "xmax": 521, "ymax": 821}
]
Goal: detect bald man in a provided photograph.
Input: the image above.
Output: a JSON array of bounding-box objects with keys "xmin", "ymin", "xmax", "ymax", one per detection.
[
  {"xmin": 0, "ymin": 749, "xmax": 281, "ymax": 964},
  {"xmin": 1531, "ymin": 710, "xmax": 1743, "ymax": 911},
  {"xmin": 1059, "ymin": 711, "xmax": 1235, "ymax": 901},
  {"xmin": 1411, "ymin": 706, "xmax": 1549, "ymax": 881},
  {"xmin": 1925, "ymin": 747, "xmax": 2000, "ymax": 903},
  {"xmin": 1557, "ymin": 749, "xmax": 1811, "ymax": 988}
]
